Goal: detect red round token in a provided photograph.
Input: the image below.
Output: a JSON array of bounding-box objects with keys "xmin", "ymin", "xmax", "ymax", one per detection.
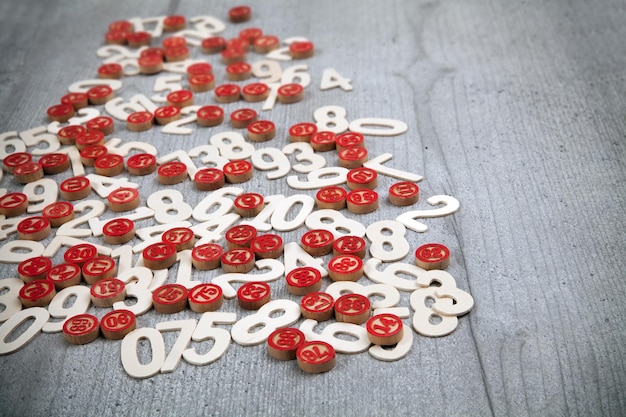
[
  {"xmin": 61, "ymin": 92, "xmax": 88, "ymax": 110},
  {"xmin": 296, "ymin": 341, "xmax": 335, "ymax": 374},
  {"xmin": 17, "ymin": 216, "xmax": 51, "ymax": 241},
  {"xmin": 226, "ymin": 37, "xmax": 249, "ymax": 52},
  {"xmin": 90, "ymin": 277, "xmax": 126, "ymax": 307},
  {"xmin": 415, "ymin": 243, "xmax": 451, "ymax": 270},
  {"xmin": 242, "ymin": 82, "xmax": 270, "ymax": 102},
  {"xmin": 47, "ymin": 103, "xmax": 74, "ymax": 123},
  {"xmin": 79, "ymin": 145, "xmax": 108, "ymax": 167},
  {"xmin": 0, "ymin": 192, "xmax": 29, "ymax": 217},
  {"xmin": 346, "ymin": 189, "xmax": 378, "ymax": 214},
  {"xmin": 188, "ymin": 283, "xmax": 223, "ymax": 313},
  {"xmin": 164, "ymin": 45, "xmax": 190, "ymax": 62},
  {"xmin": 64, "ymin": 243, "xmax": 97, "ymax": 266},
  {"xmin": 223, "ymin": 160, "xmax": 253, "ymax": 184},
  {"xmin": 46, "ymin": 263, "xmax": 82, "ymax": 289},
  {"xmin": 157, "ymin": 161, "xmax": 187, "ymax": 185},
  {"xmin": 289, "ymin": 41, "xmax": 315, "ymax": 59},
  {"xmin": 102, "ymin": 218, "xmax": 135, "ymax": 245},
  {"xmin": 336, "ymin": 132, "xmax": 365, "ymax": 150},
  {"xmin": 247, "ymin": 120, "xmax": 275, "ymax": 142},
  {"xmin": 191, "ymin": 243, "xmax": 223, "ymax": 270},
  {"xmin": 333, "ymin": 235, "xmax": 367, "ymax": 258},
  {"xmin": 346, "ymin": 167, "xmax": 378, "ymax": 190},
  {"xmin": 18, "ymin": 279, "xmax": 56, "ymax": 308},
  {"xmin": 100, "ymin": 309, "xmax": 136, "ymax": 340},
  {"xmin": 63, "ymin": 313, "xmax": 99, "ymax": 345},
  {"xmin": 39, "ymin": 152, "xmax": 70, "ymax": 175},
  {"xmin": 162, "ymin": 36, "xmax": 186, "ymax": 49},
  {"xmin": 338, "ymin": 145, "xmax": 368, "ymax": 169},
  {"xmin": 154, "ymin": 105, "xmax": 181, "ymax": 124},
  {"xmin": 229, "ymin": 5, "xmax": 252, "ymax": 22},
  {"xmin": 126, "ymin": 153, "xmax": 157, "ymax": 176},
  {"xmin": 315, "ymin": 186, "xmax": 347, "ymax": 210},
  {"xmin": 221, "ymin": 247, "xmax": 255, "ymax": 273},
  {"xmin": 301, "ymin": 229, "xmax": 335, "ymax": 256},
  {"xmin": 87, "ymin": 85, "xmax": 114, "ymax": 105},
  {"xmin": 60, "ymin": 176, "xmax": 91, "ymax": 200},
  {"xmin": 126, "ymin": 111, "xmax": 154, "ymax": 132},
  {"xmin": 142, "ymin": 242, "xmax": 177, "ymax": 270},
  {"xmin": 105, "ymin": 30, "xmax": 129, "ymax": 45},
  {"xmin": 82, "ymin": 255, "xmax": 117, "ymax": 285},
  {"xmin": 187, "ymin": 62, "xmax": 213, "ymax": 77},
  {"xmin": 334, "ymin": 293, "xmax": 371, "ymax": 324},
  {"xmin": 267, "ymin": 327, "xmax": 305, "ymax": 360},
  {"xmin": 328, "ymin": 254, "xmax": 363, "ymax": 282},
  {"xmin": 194, "ymin": 167, "xmax": 225, "ymax": 191},
  {"xmin": 201, "ymin": 36, "xmax": 226, "ymax": 54},
  {"xmin": 233, "ymin": 192, "xmax": 264, "ymax": 217},
  {"xmin": 162, "ymin": 227, "xmax": 195, "ymax": 251},
  {"xmin": 221, "ymin": 48, "xmax": 247, "ymax": 65},
  {"xmin": 97, "ymin": 63, "xmax": 123, "ymax": 79},
  {"xmin": 189, "ymin": 74, "xmax": 216, "ymax": 93},
  {"xmin": 230, "ymin": 108, "xmax": 257, "ymax": 129},
  {"xmin": 214, "ymin": 83, "xmax": 241, "ymax": 103},
  {"xmin": 253, "ymin": 35, "xmax": 280, "ymax": 53},
  {"xmin": 250, "ymin": 234, "xmax": 284, "ymax": 259},
  {"xmin": 239, "ymin": 27, "xmax": 263, "ymax": 44},
  {"xmin": 94, "ymin": 153, "xmax": 125, "ymax": 177},
  {"xmin": 58, "ymin": 125, "xmax": 86, "ymax": 145},
  {"xmin": 138, "ymin": 54, "xmax": 163, "ymax": 75},
  {"xmin": 108, "ymin": 20, "xmax": 133, "ymax": 33},
  {"xmin": 107, "ymin": 187, "xmax": 139, "ymax": 212},
  {"xmin": 196, "ymin": 105, "xmax": 224, "ymax": 127},
  {"xmin": 13, "ymin": 162, "xmax": 43, "ymax": 184},
  {"xmin": 163, "ymin": 15, "xmax": 186, "ymax": 32},
  {"xmin": 389, "ymin": 182, "xmax": 420, "ymax": 206},
  {"xmin": 42, "ymin": 201, "xmax": 74, "ymax": 227},
  {"xmin": 237, "ymin": 281, "xmax": 270, "ymax": 310},
  {"xmin": 225, "ymin": 224, "xmax": 258, "ymax": 249},
  {"xmin": 166, "ymin": 89, "xmax": 194, "ymax": 108},
  {"xmin": 75, "ymin": 129, "xmax": 105, "ymax": 150},
  {"xmin": 18, "ymin": 256, "xmax": 53, "ymax": 283},
  {"xmin": 85, "ymin": 116, "xmax": 115, "ymax": 136},
  {"xmin": 127, "ymin": 31, "xmax": 151, "ymax": 48},
  {"xmin": 277, "ymin": 83, "xmax": 304, "ymax": 104},
  {"xmin": 300, "ymin": 292, "xmax": 335, "ymax": 321},
  {"xmin": 3, "ymin": 152, "xmax": 32, "ymax": 173},
  {"xmin": 286, "ymin": 267, "xmax": 322, "ymax": 296},
  {"xmin": 140, "ymin": 47, "xmax": 164, "ymax": 59},
  {"xmin": 289, "ymin": 122, "xmax": 317, "ymax": 142},
  {"xmin": 366, "ymin": 313, "xmax": 404, "ymax": 345},
  {"xmin": 152, "ymin": 283, "xmax": 188, "ymax": 314},
  {"xmin": 226, "ymin": 62, "xmax": 252, "ymax": 81}
]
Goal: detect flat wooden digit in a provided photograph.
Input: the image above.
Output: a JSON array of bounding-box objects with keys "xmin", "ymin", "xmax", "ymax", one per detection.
[
  {"xmin": 282, "ymin": 142, "xmax": 326, "ymax": 173},
  {"xmin": 0, "ymin": 278, "xmax": 23, "ymax": 322},
  {"xmin": 270, "ymin": 194, "xmax": 314, "ymax": 231},
  {"xmin": 250, "ymin": 148, "xmax": 291, "ymax": 179},
  {"xmin": 121, "ymin": 327, "xmax": 166, "ymax": 379},
  {"xmin": 183, "ymin": 312, "xmax": 237, "ymax": 365},
  {"xmin": 155, "ymin": 319, "xmax": 196, "ymax": 373},
  {"xmin": 212, "ymin": 258, "xmax": 284, "ymax": 299},
  {"xmin": 363, "ymin": 258, "xmax": 424, "ymax": 291},
  {"xmin": 231, "ymin": 299, "xmax": 300, "ymax": 346},
  {"xmin": 0, "ymin": 307, "xmax": 49, "ymax": 355},
  {"xmin": 287, "ymin": 167, "xmax": 348, "ymax": 190},
  {"xmin": 314, "ymin": 105, "xmax": 349, "ymax": 134},
  {"xmin": 305, "ymin": 209, "xmax": 366, "ymax": 240},
  {"xmin": 365, "ymin": 220, "xmax": 410, "ymax": 262},
  {"xmin": 299, "ymin": 319, "xmax": 370, "ymax": 354},
  {"xmin": 41, "ymin": 285, "xmax": 91, "ymax": 333},
  {"xmin": 113, "ymin": 267, "xmax": 154, "ymax": 315},
  {"xmin": 325, "ymin": 281, "xmax": 400, "ymax": 309},
  {"xmin": 147, "ymin": 189, "xmax": 193, "ymax": 224},
  {"xmin": 23, "ymin": 178, "xmax": 58, "ymax": 213},
  {"xmin": 320, "ymin": 68, "xmax": 353, "ymax": 91},
  {"xmin": 396, "ymin": 195, "xmax": 460, "ymax": 233},
  {"xmin": 364, "ymin": 153, "xmax": 423, "ymax": 182}
]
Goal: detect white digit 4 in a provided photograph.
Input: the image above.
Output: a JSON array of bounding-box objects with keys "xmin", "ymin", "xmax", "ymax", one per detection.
[
  {"xmin": 0, "ymin": 307, "xmax": 49, "ymax": 355},
  {"xmin": 155, "ymin": 319, "xmax": 197, "ymax": 373},
  {"xmin": 0, "ymin": 131, "xmax": 25, "ymax": 159},
  {"xmin": 282, "ymin": 142, "xmax": 326, "ymax": 173},
  {"xmin": 251, "ymin": 60, "xmax": 282, "ymax": 84},
  {"xmin": 162, "ymin": 105, "xmax": 200, "ymax": 135},
  {"xmin": 363, "ymin": 153, "xmax": 423, "ymax": 182},
  {"xmin": 281, "ymin": 64, "xmax": 311, "ymax": 88},
  {"xmin": 212, "ymin": 258, "xmax": 284, "ymax": 299},
  {"xmin": 240, "ymin": 194, "xmax": 283, "ymax": 232},
  {"xmin": 286, "ymin": 167, "xmax": 349, "ymax": 190},
  {"xmin": 299, "ymin": 319, "xmax": 370, "ymax": 354},
  {"xmin": 113, "ymin": 267, "xmax": 154, "ymax": 316},
  {"xmin": 396, "ymin": 195, "xmax": 460, "ymax": 233},
  {"xmin": 191, "ymin": 213, "xmax": 240, "ymax": 245},
  {"xmin": 183, "ymin": 312, "xmax": 237, "ymax": 366},
  {"xmin": 210, "ymin": 131, "xmax": 255, "ymax": 160},
  {"xmin": 23, "ymin": 178, "xmax": 58, "ymax": 213},
  {"xmin": 147, "ymin": 189, "xmax": 193, "ymax": 224},
  {"xmin": 325, "ymin": 281, "xmax": 400, "ymax": 309},
  {"xmin": 41, "ymin": 285, "xmax": 91, "ymax": 333},
  {"xmin": 121, "ymin": 327, "xmax": 165, "ymax": 379},
  {"xmin": 283, "ymin": 242, "xmax": 327, "ymax": 278},
  {"xmin": 231, "ymin": 300, "xmax": 300, "ymax": 346},
  {"xmin": 0, "ymin": 278, "xmax": 23, "ymax": 322},
  {"xmin": 192, "ymin": 187, "xmax": 242, "ymax": 222},
  {"xmin": 349, "ymin": 118, "xmax": 408, "ymax": 137},
  {"xmin": 56, "ymin": 200, "xmax": 106, "ymax": 238},
  {"xmin": 320, "ymin": 68, "xmax": 353, "ymax": 91},
  {"xmin": 270, "ymin": 194, "xmax": 314, "ymax": 231},
  {"xmin": 305, "ymin": 209, "xmax": 366, "ymax": 239},
  {"xmin": 20, "ymin": 126, "xmax": 60, "ymax": 155},
  {"xmin": 157, "ymin": 150, "xmax": 198, "ymax": 178},
  {"xmin": 251, "ymin": 148, "xmax": 291, "ymax": 179},
  {"xmin": 86, "ymin": 174, "xmax": 138, "ymax": 198},
  {"xmin": 365, "ymin": 220, "xmax": 410, "ymax": 262},
  {"xmin": 68, "ymin": 79, "xmax": 122, "ymax": 93},
  {"xmin": 314, "ymin": 105, "xmax": 349, "ymax": 134}
]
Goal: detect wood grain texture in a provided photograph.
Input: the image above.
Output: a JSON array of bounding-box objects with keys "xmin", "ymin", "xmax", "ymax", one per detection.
[{"xmin": 0, "ymin": 0, "xmax": 625, "ymax": 416}]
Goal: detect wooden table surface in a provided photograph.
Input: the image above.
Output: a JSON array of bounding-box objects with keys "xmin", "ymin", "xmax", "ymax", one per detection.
[{"xmin": 0, "ymin": 0, "xmax": 624, "ymax": 416}]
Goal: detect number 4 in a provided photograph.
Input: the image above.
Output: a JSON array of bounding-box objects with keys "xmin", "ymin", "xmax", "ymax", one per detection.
[{"xmin": 320, "ymin": 68, "xmax": 353, "ymax": 91}]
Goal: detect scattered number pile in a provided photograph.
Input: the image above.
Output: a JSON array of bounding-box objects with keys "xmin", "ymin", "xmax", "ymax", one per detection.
[{"xmin": 0, "ymin": 5, "xmax": 474, "ymax": 378}]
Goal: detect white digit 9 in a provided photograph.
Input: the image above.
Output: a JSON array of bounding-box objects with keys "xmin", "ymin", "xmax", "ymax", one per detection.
[
  {"xmin": 210, "ymin": 131, "xmax": 254, "ymax": 160},
  {"xmin": 42, "ymin": 286, "xmax": 91, "ymax": 333}
]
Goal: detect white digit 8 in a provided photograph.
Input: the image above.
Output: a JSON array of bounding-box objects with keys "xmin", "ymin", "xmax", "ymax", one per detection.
[
  {"xmin": 365, "ymin": 220, "xmax": 410, "ymax": 262},
  {"xmin": 305, "ymin": 209, "xmax": 366, "ymax": 240},
  {"xmin": 231, "ymin": 300, "xmax": 300, "ymax": 346},
  {"xmin": 410, "ymin": 286, "xmax": 458, "ymax": 337},
  {"xmin": 147, "ymin": 189, "xmax": 193, "ymax": 224},
  {"xmin": 0, "ymin": 278, "xmax": 24, "ymax": 322},
  {"xmin": 210, "ymin": 131, "xmax": 255, "ymax": 161},
  {"xmin": 314, "ymin": 105, "xmax": 349, "ymax": 134},
  {"xmin": 41, "ymin": 285, "xmax": 91, "ymax": 333}
]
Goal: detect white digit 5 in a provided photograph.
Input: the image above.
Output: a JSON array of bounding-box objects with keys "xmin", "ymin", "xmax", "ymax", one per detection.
[
  {"xmin": 56, "ymin": 200, "xmax": 106, "ymax": 238},
  {"xmin": 396, "ymin": 195, "xmax": 460, "ymax": 233},
  {"xmin": 0, "ymin": 131, "xmax": 25, "ymax": 159},
  {"xmin": 210, "ymin": 131, "xmax": 254, "ymax": 160},
  {"xmin": 286, "ymin": 167, "xmax": 348, "ymax": 190},
  {"xmin": 282, "ymin": 142, "xmax": 326, "ymax": 173},
  {"xmin": 121, "ymin": 327, "xmax": 165, "ymax": 379},
  {"xmin": 113, "ymin": 267, "xmax": 154, "ymax": 316},
  {"xmin": 250, "ymin": 148, "xmax": 291, "ymax": 179},
  {"xmin": 0, "ymin": 307, "xmax": 49, "ymax": 355},
  {"xmin": 23, "ymin": 178, "xmax": 58, "ymax": 213},
  {"xmin": 192, "ymin": 187, "xmax": 242, "ymax": 222},
  {"xmin": 365, "ymin": 220, "xmax": 410, "ymax": 262},
  {"xmin": 41, "ymin": 285, "xmax": 91, "ymax": 333},
  {"xmin": 155, "ymin": 319, "xmax": 197, "ymax": 373},
  {"xmin": 231, "ymin": 300, "xmax": 300, "ymax": 346},
  {"xmin": 183, "ymin": 312, "xmax": 237, "ymax": 366},
  {"xmin": 299, "ymin": 319, "xmax": 370, "ymax": 354},
  {"xmin": 151, "ymin": 74, "xmax": 183, "ymax": 103},
  {"xmin": 147, "ymin": 189, "xmax": 193, "ymax": 224},
  {"xmin": 20, "ymin": 126, "xmax": 60, "ymax": 155},
  {"xmin": 305, "ymin": 209, "xmax": 366, "ymax": 239},
  {"xmin": 251, "ymin": 60, "xmax": 282, "ymax": 84},
  {"xmin": 212, "ymin": 258, "xmax": 284, "ymax": 299},
  {"xmin": 0, "ymin": 278, "xmax": 23, "ymax": 322},
  {"xmin": 314, "ymin": 105, "xmax": 349, "ymax": 134}
]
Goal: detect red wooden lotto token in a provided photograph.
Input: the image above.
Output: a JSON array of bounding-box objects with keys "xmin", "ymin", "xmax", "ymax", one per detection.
[
  {"xmin": 61, "ymin": 92, "xmax": 88, "ymax": 110},
  {"xmin": 191, "ymin": 243, "xmax": 223, "ymax": 270},
  {"xmin": 166, "ymin": 89, "xmax": 193, "ymax": 108},
  {"xmin": 47, "ymin": 263, "xmax": 82, "ymax": 289},
  {"xmin": 90, "ymin": 277, "xmax": 126, "ymax": 307},
  {"xmin": 301, "ymin": 229, "xmax": 334, "ymax": 256},
  {"xmin": 157, "ymin": 161, "xmax": 187, "ymax": 185},
  {"xmin": 366, "ymin": 313, "xmax": 404, "ymax": 346},
  {"xmin": 57, "ymin": 125, "xmax": 86, "ymax": 145},
  {"xmin": 138, "ymin": 54, "xmax": 163, "ymax": 75},
  {"xmin": 189, "ymin": 74, "xmax": 215, "ymax": 93},
  {"xmin": 228, "ymin": 35, "xmax": 250, "ymax": 49},
  {"xmin": 46, "ymin": 103, "xmax": 74, "ymax": 123},
  {"xmin": 75, "ymin": 129, "xmax": 105, "ymax": 150},
  {"xmin": 389, "ymin": 181, "xmax": 420, "ymax": 206},
  {"xmin": 225, "ymin": 224, "xmax": 258, "ymax": 249},
  {"xmin": 40, "ymin": 152, "xmax": 70, "ymax": 175},
  {"xmin": 223, "ymin": 160, "xmax": 253, "ymax": 184},
  {"xmin": 239, "ymin": 27, "xmax": 263, "ymax": 44},
  {"xmin": 221, "ymin": 247, "xmax": 255, "ymax": 273},
  {"xmin": 338, "ymin": 146, "xmax": 368, "ymax": 168},
  {"xmin": 242, "ymin": 82, "xmax": 269, "ymax": 102},
  {"xmin": 0, "ymin": 192, "xmax": 29, "ymax": 217},
  {"xmin": 126, "ymin": 111, "xmax": 154, "ymax": 132},
  {"xmin": 346, "ymin": 189, "xmax": 379, "ymax": 214},
  {"xmin": 3, "ymin": 152, "xmax": 32, "ymax": 173},
  {"xmin": 286, "ymin": 267, "xmax": 322, "ymax": 296},
  {"xmin": 142, "ymin": 242, "xmax": 177, "ymax": 270},
  {"xmin": 247, "ymin": 120, "xmax": 276, "ymax": 142},
  {"xmin": 289, "ymin": 41, "xmax": 315, "ymax": 59},
  {"xmin": 108, "ymin": 20, "xmax": 133, "ymax": 33},
  {"xmin": 230, "ymin": 108, "xmax": 257, "ymax": 129},
  {"xmin": 19, "ymin": 279, "xmax": 56, "ymax": 308},
  {"xmin": 201, "ymin": 36, "xmax": 226, "ymax": 54},
  {"xmin": 197, "ymin": 105, "xmax": 224, "ymax": 127},
  {"xmin": 153, "ymin": 283, "xmax": 188, "ymax": 314},
  {"xmin": 100, "ymin": 309, "xmax": 136, "ymax": 340},
  {"xmin": 250, "ymin": 234, "xmax": 283, "ymax": 259},
  {"xmin": 105, "ymin": 30, "xmax": 129, "ymax": 45},
  {"xmin": 163, "ymin": 15, "xmax": 186, "ymax": 32},
  {"xmin": 296, "ymin": 341, "xmax": 335, "ymax": 374},
  {"xmin": 346, "ymin": 167, "xmax": 378, "ymax": 190},
  {"xmin": 79, "ymin": 145, "xmax": 107, "ymax": 167},
  {"xmin": 221, "ymin": 48, "xmax": 246, "ymax": 64},
  {"xmin": 82, "ymin": 255, "xmax": 117, "ymax": 285},
  {"xmin": 333, "ymin": 235, "xmax": 367, "ymax": 258},
  {"xmin": 237, "ymin": 281, "xmax": 270, "ymax": 310},
  {"xmin": 107, "ymin": 187, "xmax": 139, "ymax": 212},
  {"xmin": 188, "ymin": 283, "xmax": 223, "ymax": 313},
  {"xmin": 102, "ymin": 218, "xmax": 135, "ymax": 245},
  {"xmin": 154, "ymin": 105, "xmax": 181, "ymax": 124},
  {"xmin": 277, "ymin": 83, "xmax": 304, "ymax": 104},
  {"xmin": 64, "ymin": 243, "xmax": 97, "ymax": 266},
  {"xmin": 164, "ymin": 45, "xmax": 190, "ymax": 62},
  {"xmin": 300, "ymin": 292, "xmax": 335, "ymax": 321},
  {"xmin": 17, "ymin": 216, "xmax": 51, "ymax": 241},
  {"xmin": 63, "ymin": 313, "xmax": 99, "ymax": 345},
  {"xmin": 97, "ymin": 63, "xmax": 123, "ymax": 79},
  {"xmin": 315, "ymin": 186, "xmax": 347, "ymax": 210},
  {"xmin": 415, "ymin": 243, "xmax": 451, "ymax": 270},
  {"xmin": 214, "ymin": 84, "xmax": 241, "ymax": 103},
  {"xmin": 18, "ymin": 256, "xmax": 52, "ymax": 283},
  {"xmin": 94, "ymin": 153, "xmax": 124, "ymax": 177},
  {"xmin": 226, "ymin": 62, "xmax": 252, "ymax": 81},
  {"xmin": 141, "ymin": 48, "xmax": 164, "ymax": 59},
  {"xmin": 229, "ymin": 5, "xmax": 252, "ymax": 22},
  {"xmin": 194, "ymin": 167, "xmax": 225, "ymax": 191},
  {"xmin": 60, "ymin": 176, "xmax": 91, "ymax": 200},
  {"xmin": 336, "ymin": 132, "xmax": 365, "ymax": 150},
  {"xmin": 187, "ymin": 62, "xmax": 213, "ymax": 78},
  {"xmin": 267, "ymin": 327, "xmax": 305, "ymax": 361},
  {"xmin": 162, "ymin": 36, "xmax": 186, "ymax": 49},
  {"xmin": 253, "ymin": 35, "xmax": 279, "ymax": 53},
  {"xmin": 13, "ymin": 162, "xmax": 43, "ymax": 184},
  {"xmin": 334, "ymin": 293, "xmax": 371, "ymax": 324},
  {"xmin": 87, "ymin": 85, "xmax": 114, "ymax": 105},
  {"xmin": 233, "ymin": 192, "xmax": 264, "ymax": 217},
  {"xmin": 42, "ymin": 201, "xmax": 74, "ymax": 227},
  {"xmin": 162, "ymin": 227, "xmax": 195, "ymax": 251},
  {"xmin": 328, "ymin": 254, "xmax": 363, "ymax": 282},
  {"xmin": 126, "ymin": 153, "xmax": 157, "ymax": 175},
  {"xmin": 289, "ymin": 122, "xmax": 317, "ymax": 142},
  {"xmin": 127, "ymin": 31, "xmax": 151, "ymax": 48}
]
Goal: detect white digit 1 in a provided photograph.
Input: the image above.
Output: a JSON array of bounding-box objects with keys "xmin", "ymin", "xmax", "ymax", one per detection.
[
  {"xmin": 121, "ymin": 327, "xmax": 166, "ymax": 379},
  {"xmin": 365, "ymin": 220, "xmax": 410, "ymax": 262},
  {"xmin": 147, "ymin": 189, "xmax": 193, "ymax": 224},
  {"xmin": 173, "ymin": 250, "xmax": 200, "ymax": 289},
  {"xmin": 250, "ymin": 148, "xmax": 291, "ymax": 179},
  {"xmin": 262, "ymin": 83, "xmax": 280, "ymax": 111},
  {"xmin": 320, "ymin": 68, "xmax": 353, "ymax": 91},
  {"xmin": 0, "ymin": 278, "xmax": 24, "ymax": 322},
  {"xmin": 314, "ymin": 105, "xmax": 349, "ymax": 134},
  {"xmin": 299, "ymin": 319, "xmax": 370, "ymax": 354},
  {"xmin": 57, "ymin": 146, "xmax": 85, "ymax": 176},
  {"xmin": 396, "ymin": 195, "xmax": 460, "ymax": 233},
  {"xmin": 183, "ymin": 312, "xmax": 237, "ymax": 366},
  {"xmin": 155, "ymin": 319, "xmax": 197, "ymax": 373},
  {"xmin": 41, "ymin": 286, "xmax": 91, "ymax": 333},
  {"xmin": 0, "ymin": 307, "xmax": 49, "ymax": 355},
  {"xmin": 23, "ymin": 178, "xmax": 58, "ymax": 213},
  {"xmin": 231, "ymin": 300, "xmax": 301, "ymax": 346}
]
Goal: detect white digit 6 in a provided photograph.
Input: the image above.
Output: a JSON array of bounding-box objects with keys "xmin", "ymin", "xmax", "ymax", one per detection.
[
  {"xmin": 363, "ymin": 258, "xmax": 424, "ymax": 291},
  {"xmin": 286, "ymin": 167, "xmax": 348, "ymax": 190},
  {"xmin": 182, "ymin": 312, "xmax": 237, "ymax": 366},
  {"xmin": 192, "ymin": 186, "xmax": 242, "ymax": 222},
  {"xmin": 314, "ymin": 105, "xmax": 349, "ymax": 134},
  {"xmin": 41, "ymin": 285, "xmax": 91, "ymax": 333},
  {"xmin": 0, "ymin": 278, "xmax": 23, "ymax": 322},
  {"xmin": 147, "ymin": 189, "xmax": 193, "ymax": 224},
  {"xmin": 305, "ymin": 209, "xmax": 366, "ymax": 239},
  {"xmin": 281, "ymin": 64, "xmax": 311, "ymax": 88},
  {"xmin": 210, "ymin": 131, "xmax": 254, "ymax": 161},
  {"xmin": 231, "ymin": 300, "xmax": 300, "ymax": 346},
  {"xmin": 299, "ymin": 319, "xmax": 370, "ymax": 354},
  {"xmin": 365, "ymin": 220, "xmax": 410, "ymax": 262},
  {"xmin": 0, "ymin": 131, "xmax": 25, "ymax": 159}
]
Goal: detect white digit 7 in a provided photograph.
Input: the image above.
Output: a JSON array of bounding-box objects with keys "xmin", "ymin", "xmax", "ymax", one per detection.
[{"xmin": 155, "ymin": 319, "xmax": 197, "ymax": 373}]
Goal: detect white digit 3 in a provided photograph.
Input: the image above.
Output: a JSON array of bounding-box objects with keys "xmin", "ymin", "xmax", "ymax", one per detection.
[
  {"xmin": 113, "ymin": 267, "xmax": 154, "ymax": 316},
  {"xmin": 365, "ymin": 220, "xmax": 410, "ymax": 262},
  {"xmin": 231, "ymin": 299, "xmax": 300, "ymax": 346},
  {"xmin": 147, "ymin": 189, "xmax": 193, "ymax": 224}
]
